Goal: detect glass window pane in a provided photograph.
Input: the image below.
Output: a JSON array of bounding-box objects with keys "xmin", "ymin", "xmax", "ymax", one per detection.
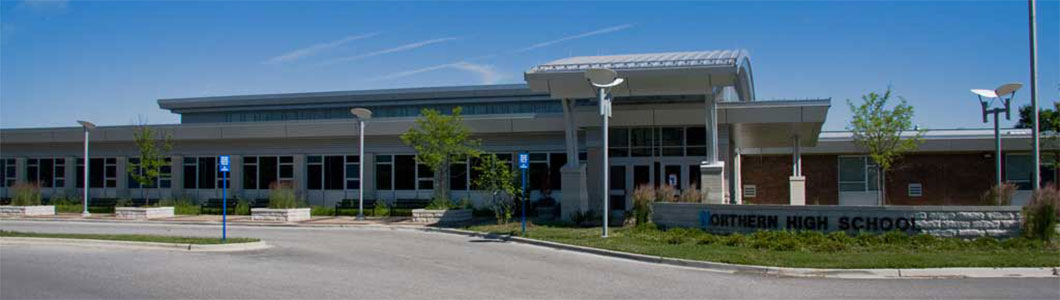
[
  {"xmin": 346, "ymin": 164, "xmax": 359, "ymax": 179},
  {"xmin": 840, "ymin": 182, "xmax": 865, "ymax": 192},
  {"xmin": 260, "ymin": 157, "xmax": 278, "ymax": 189},
  {"xmin": 661, "ymin": 127, "xmax": 683, "ymax": 147},
  {"xmin": 307, "ymin": 164, "xmax": 322, "ymax": 190},
  {"xmin": 610, "ymin": 128, "xmax": 629, "ymax": 147},
  {"xmin": 279, "ymin": 156, "xmax": 293, "ymax": 164},
  {"xmin": 244, "ymin": 165, "xmax": 258, "ymax": 189},
  {"xmin": 450, "ymin": 163, "xmax": 467, "ymax": 190},
  {"xmin": 838, "ymin": 157, "xmax": 866, "ymax": 182},
  {"xmin": 686, "ymin": 127, "xmax": 706, "ymax": 146},
  {"xmin": 198, "ymin": 157, "xmax": 215, "ymax": 189},
  {"xmin": 376, "ymin": 155, "xmax": 392, "ymax": 163},
  {"xmin": 1005, "ymin": 154, "xmax": 1032, "ymax": 182},
  {"xmin": 325, "ymin": 156, "xmax": 344, "ymax": 190},
  {"xmin": 394, "ymin": 155, "xmax": 416, "ymax": 190},
  {"xmin": 630, "ymin": 128, "xmax": 653, "ymax": 148},
  {"xmin": 376, "ymin": 164, "xmax": 392, "ymax": 190}
]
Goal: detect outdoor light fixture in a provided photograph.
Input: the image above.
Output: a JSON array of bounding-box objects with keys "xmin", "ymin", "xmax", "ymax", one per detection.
[
  {"xmin": 586, "ymin": 68, "xmax": 624, "ymax": 238},
  {"xmin": 76, "ymin": 120, "xmax": 96, "ymax": 217},
  {"xmin": 350, "ymin": 108, "xmax": 372, "ymax": 220},
  {"xmin": 971, "ymin": 83, "xmax": 1021, "ymax": 204}
]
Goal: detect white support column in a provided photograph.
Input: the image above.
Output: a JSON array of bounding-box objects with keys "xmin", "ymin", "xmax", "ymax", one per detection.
[
  {"xmin": 116, "ymin": 156, "xmax": 129, "ymax": 199},
  {"xmin": 560, "ymin": 98, "xmax": 589, "ymax": 220},
  {"xmin": 700, "ymin": 91, "xmax": 726, "ymax": 204},
  {"xmin": 171, "ymin": 156, "xmax": 184, "ymax": 197},
  {"xmin": 230, "ymin": 155, "xmax": 243, "ymax": 196},
  {"xmin": 63, "ymin": 157, "xmax": 77, "ymax": 194},
  {"xmin": 789, "ymin": 135, "xmax": 806, "ymax": 205}
]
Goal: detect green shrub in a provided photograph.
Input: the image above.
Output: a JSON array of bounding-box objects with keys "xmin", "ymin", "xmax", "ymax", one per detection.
[
  {"xmin": 310, "ymin": 206, "xmax": 334, "ymax": 216},
  {"xmin": 1023, "ymin": 186, "xmax": 1059, "ymax": 241},
  {"xmin": 971, "ymin": 237, "xmax": 1001, "ymax": 250},
  {"xmin": 51, "ymin": 195, "xmax": 82, "ymax": 213},
  {"xmin": 234, "ymin": 197, "xmax": 251, "ymax": 215},
  {"xmin": 880, "ymin": 230, "xmax": 910, "ymax": 245},
  {"xmin": 115, "ymin": 198, "xmax": 133, "ymax": 207},
  {"xmin": 425, "ymin": 197, "xmax": 453, "ymax": 210},
  {"xmin": 11, "ymin": 182, "xmax": 42, "ymax": 206},
  {"xmin": 372, "ymin": 199, "xmax": 391, "ymax": 217},
  {"xmin": 721, "ymin": 233, "xmax": 747, "ymax": 247},
  {"xmin": 267, "ymin": 182, "xmax": 301, "ymax": 209},
  {"xmin": 172, "ymin": 198, "xmax": 200, "ymax": 215}
]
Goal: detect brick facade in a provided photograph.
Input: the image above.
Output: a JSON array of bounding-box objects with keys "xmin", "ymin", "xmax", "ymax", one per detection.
[{"xmin": 741, "ymin": 153, "xmax": 997, "ymax": 206}]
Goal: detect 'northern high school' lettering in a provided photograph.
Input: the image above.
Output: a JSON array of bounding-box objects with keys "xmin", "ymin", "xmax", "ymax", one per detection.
[{"xmin": 698, "ymin": 210, "xmax": 917, "ymax": 233}]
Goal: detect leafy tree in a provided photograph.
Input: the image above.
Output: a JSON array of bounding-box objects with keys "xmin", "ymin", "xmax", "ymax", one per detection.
[
  {"xmin": 127, "ymin": 123, "xmax": 173, "ymax": 206},
  {"xmin": 1016, "ymin": 102, "xmax": 1060, "ymax": 171},
  {"xmin": 400, "ymin": 107, "xmax": 481, "ymax": 208},
  {"xmin": 473, "ymin": 154, "xmax": 519, "ymax": 224},
  {"xmin": 847, "ymin": 88, "xmax": 924, "ymax": 205}
]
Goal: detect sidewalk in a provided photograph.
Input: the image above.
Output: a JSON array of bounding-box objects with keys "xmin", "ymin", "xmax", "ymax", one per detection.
[{"xmin": 5, "ymin": 213, "xmax": 420, "ymax": 227}]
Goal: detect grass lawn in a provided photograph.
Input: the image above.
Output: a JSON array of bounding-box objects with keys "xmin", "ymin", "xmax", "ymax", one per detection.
[
  {"xmin": 0, "ymin": 230, "xmax": 259, "ymax": 244},
  {"xmin": 467, "ymin": 222, "xmax": 1060, "ymax": 269}
]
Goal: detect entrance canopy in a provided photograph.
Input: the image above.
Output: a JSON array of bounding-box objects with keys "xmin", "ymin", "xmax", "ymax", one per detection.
[{"xmin": 524, "ymin": 50, "xmax": 754, "ymax": 100}]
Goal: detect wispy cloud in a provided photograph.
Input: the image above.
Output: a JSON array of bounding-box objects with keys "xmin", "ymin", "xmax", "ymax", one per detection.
[
  {"xmin": 264, "ymin": 32, "xmax": 379, "ymax": 64},
  {"xmin": 514, "ymin": 24, "xmax": 634, "ymax": 53},
  {"xmin": 320, "ymin": 37, "xmax": 459, "ymax": 66},
  {"xmin": 374, "ymin": 61, "xmax": 504, "ymax": 84}
]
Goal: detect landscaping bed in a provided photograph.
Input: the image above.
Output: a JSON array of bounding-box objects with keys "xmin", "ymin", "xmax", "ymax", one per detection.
[
  {"xmin": 466, "ymin": 222, "xmax": 1060, "ymax": 269},
  {"xmin": 0, "ymin": 230, "xmax": 258, "ymax": 244}
]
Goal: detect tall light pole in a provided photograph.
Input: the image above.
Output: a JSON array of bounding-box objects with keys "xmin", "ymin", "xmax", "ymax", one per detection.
[
  {"xmin": 350, "ymin": 108, "xmax": 372, "ymax": 220},
  {"xmin": 972, "ymin": 83, "xmax": 1022, "ymax": 204},
  {"xmin": 1028, "ymin": 0, "xmax": 1041, "ymax": 191},
  {"xmin": 586, "ymin": 68, "xmax": 624, "ymax": 238},
  {"xmin": 77, "ymin": 120, "xmax": 96, "ymax": 217}
]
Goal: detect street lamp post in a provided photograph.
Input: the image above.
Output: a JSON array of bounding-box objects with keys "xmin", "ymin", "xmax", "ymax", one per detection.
[
  {"xmin": 77, "ymin": 120, "xmax": 96, "ymax": 217},
  {"xmin": 350, "ymin": 108, "xmax": 373, "ymax": 220},
  {"xmin": 586, "ymin": 68, "xmax": 624, "ymax": 238},
  {"xmin": 972, "ymin": 83, "xmax": 1022, "ymax": 204}
]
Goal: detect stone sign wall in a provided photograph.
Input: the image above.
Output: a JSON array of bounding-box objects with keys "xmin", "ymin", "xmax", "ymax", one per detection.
[{"xmin": 652, "ymin": 203, "xmax": 1022, "ymax": 238}]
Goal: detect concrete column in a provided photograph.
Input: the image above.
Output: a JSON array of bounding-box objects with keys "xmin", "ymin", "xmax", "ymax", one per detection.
[
  {"xmin": 362, "ymin": 152, "xmax": 376, "ymax": 201},
  {"xmin": 700, "ymin": 90, "xmax": 726, "ymax": 203},
  {"xmin": 732, "ymin": 147, "xmax": 743, "ymax": 205},
  {"xmin": 789, "ymin": 135, "xmax": 806, "ymax": 205},
  {"xmin": 171, "ymin": 156, "xmax": 184, "ymax": 196},
  {"xmin": 586, "ymin": 147, "xmax": 604, "ymax": 212},
  {"xmin": 560, "ymin": 98, "xmax": 589, "ymax": 220},
  {"xmin": 230, "ymin": 155, "xmax": 243, "ymax": 195},
  {"xmin": 116, "ymin": 156, "xmax": 129, "ymax": 198},
  {"xmin": 14, "ymin": 158, "xmax": 27, "ymax": 184},
  {"xmin": 293, "ymin": 154, "xmax": 307, "ymax": 197},
  {"xmin": 63, "ymin": 157, "xmax": 76, "ymax": 194}
]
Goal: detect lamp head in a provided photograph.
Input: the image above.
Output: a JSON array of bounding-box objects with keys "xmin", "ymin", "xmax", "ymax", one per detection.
[
  {"xmin": 349, "ymin": 108, "xmax": 373, "ymax": 120},
  {"xmin": 76, "ymin": 120, "xmax": 96, "ymax": 130},
  {"xmin": 586, "ymin": 68, "xmax": 624, "ymax": 88},
  {"xmin": 994, "ymin": 83, "xmax": 1022, "ymax": 98},
  {"xmin": 970, "ymin": 89, "xmax": 997, "ymax": 99}
]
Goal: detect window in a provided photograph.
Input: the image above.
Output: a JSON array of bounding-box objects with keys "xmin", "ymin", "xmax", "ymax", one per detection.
[
  {"xmin": 608, "ymin": 126, "xmax": 708, "ymax": 158},
  {"xmin": 306, "ymin": 155, "xmax": 355, "ymax": 190},
  {"xmin": 394, "ymin": 155, "xmax": 416, "ymax": 190},
  {"xmin": 908, "ymin": 183, "xmax": 923, "ymax": 197},
  {"xmin": 630, "ymin": 128, "xmax": 654, "ymax": 157},
  {"xmin": 417, "ymin": 163, "xmax": 433, "ymax": 190},
  {"xmin": 182, "ymin": 156, "xmax": 217, "ymax": 189},
  {"xmin": 76, "ymin": 158, "xmax": 113, "ymax": 188},
  {"xmin": 660, "ymin": 127, "xmax": 684, "ymax": 157},
  {"xmin": 26, "ymin": 158, "xmax": 63, "ymax": 188},
  {"xmin": 376, "ymin": 155, "xmax": 393, "ymax": 190},
  {"xmin": 528, "ymin": 153, "xmax": 548, "ymax": 190},
  {"xmin": 127, "ymin": 157, "xmax": 172, "ymax": 189},
  {"xmin": 1005, "ymin": 154, "xmax": 1033, "ymax": 190},
  {"xmin": 549, "ymin": 153, "xmax": 566, "ymax": 190},
  {"xmin": 450, "ymin": 157, "xmax": 467, "ymax": 191},
  {"xmin": 838, "ymin": 156, "xmax": 879, "ymax": 192},
  {"xmin": 609, "ymin": 128, "xmax": 629, "ymax": 157},
  {"xmin": 246, "ymin": 156, "xmax": 294, "ymax": 190},
  {"xmin": 1, "ymin": 159, "xmax": 15, "ymax": 187},
  {"xmin": 685, "ymin": 127, "xmax": 706, "ymax": 156}
]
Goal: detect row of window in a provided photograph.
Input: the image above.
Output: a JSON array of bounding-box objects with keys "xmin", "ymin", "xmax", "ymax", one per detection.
[
  {"xmin": 181, "ymin": 101, "xmax": 567, "ymax": 124},
  {"xmin": 837, "ymin": 154, "xmax": 1045, "ymax": 192},
  {"xmin": 609, "ymin": 127, "xmax": 708, "ymax": 157}
]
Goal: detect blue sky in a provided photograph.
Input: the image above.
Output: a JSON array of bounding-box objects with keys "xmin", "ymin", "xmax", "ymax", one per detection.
[{"xmin": 1, "ymin": 1, "xmax": 1057, "ymax": 130}]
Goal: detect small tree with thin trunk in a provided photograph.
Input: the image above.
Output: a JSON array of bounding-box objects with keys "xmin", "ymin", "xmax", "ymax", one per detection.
[
  {"xmin": 127, "ymin": 122, "xmax": 173, "ymax": 206},
  {"xmin": 400, "ymin": 107, "xmax": 480, "ymax": 209},
  {"xmin": 473, "ymin": 154, "xmax": 518, "ymax": 224},
  {"xmin": 847, "ymin": 88, "xmax": 924, "ymax": 205}
]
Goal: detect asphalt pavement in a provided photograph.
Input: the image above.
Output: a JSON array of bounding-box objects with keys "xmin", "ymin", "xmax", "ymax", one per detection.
[{"xmin": 1, "ymin": 220, "xmax": 1057, "ymax": 299}]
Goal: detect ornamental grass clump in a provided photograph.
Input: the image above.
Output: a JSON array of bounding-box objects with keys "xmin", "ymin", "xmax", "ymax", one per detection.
[
  {"xmin": 655, "ymin": 185, "xmax": 677, "ymax": 203},
  {"xmin": 1023, "ymin": 185, "xmax": 1060, "ymax": 241},
  {"xmin": 632, "ymin": 185, "xmax": 655, "ymax": 226},
  {"xmin": 11, "ymin": 182, "xmax": 42, "ymax": 206},
  {"xmin": 678, "ymin": 188, "xmax": 702, "ymax": 203},
  {"xmin": 267, "ymin": 182, "xmax": 301, "ymax": 209},
  {"xmin": 980, "ymin": 183, "xmax": 1017, "ymax": 206}
]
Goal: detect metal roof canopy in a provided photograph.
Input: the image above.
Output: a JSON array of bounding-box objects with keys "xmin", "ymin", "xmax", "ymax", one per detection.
[{"xmin": 524, "ymin": 50, "xmax": 755, "ymax": 100}]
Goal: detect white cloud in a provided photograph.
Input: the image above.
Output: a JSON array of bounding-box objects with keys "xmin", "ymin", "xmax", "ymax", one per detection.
[
  {"xmin": 320, "ymin": 37, "xmax": 459, "ymax": 66},
  {"xmin": 514, "ymin": 24, "xmax": 634, "ymax": 53},
  {"xmin": 264, "ymin": 32, "xmax": 379, "ymax": 64},
  {"xmin": 374, "ymin": 61, "xmax": 504, "ymax": 84}
]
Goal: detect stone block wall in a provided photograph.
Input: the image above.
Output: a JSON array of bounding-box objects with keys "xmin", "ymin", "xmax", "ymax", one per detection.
[
  {"xmin": 251, "ymin": 208, "xmax": 311, "ymax": 222},
  {"xmin": 0, "ymin": 205, "xmax": 55, "ymax": 217},
  {"xmin": 115, "ymin": 207, "xmax": 175, "ymax": 220},
  {"xmin": 652, "ymin": 203, "xmax": 1022, "ymax": 239}
]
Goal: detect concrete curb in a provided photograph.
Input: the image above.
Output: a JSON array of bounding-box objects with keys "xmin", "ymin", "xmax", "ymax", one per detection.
[
  {"xmin": 411, "ymin": 227, "xmax": 1060, "ymax": 280},
  {"xmin": 0, "ymin": 237, "xmax": 271, "ymax": 252}
]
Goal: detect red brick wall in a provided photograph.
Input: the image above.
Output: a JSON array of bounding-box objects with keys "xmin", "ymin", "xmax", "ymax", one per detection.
[
  {"xmin": 741, "ymin": 152, "xmax": 998, "ymax": 206},
  {"xmin": 740, "ymin": 155, "xmax": 838, "ymax": 205},
  {"xmin": 884, "ymin": 153, "xmax": 993, "ymax": 205}
]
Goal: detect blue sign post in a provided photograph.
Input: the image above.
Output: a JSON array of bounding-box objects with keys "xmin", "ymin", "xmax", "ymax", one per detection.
[
  {"xmin": 218, "ymin": 155, "xmax": 230, "ymax": 242},
  {"xmin": 518, "ymin": 153, "xmax": 529, "ymax": 236}
]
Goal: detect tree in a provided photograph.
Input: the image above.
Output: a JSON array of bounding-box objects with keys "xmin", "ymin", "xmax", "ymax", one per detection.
[
  {"xmin": 400, "ymin": 107, "xmax": 480, "ymax": 208},
  {"xmin": 847, "ymin": 88, "xmax": 924, "ymax": 205},
  {"xmin": 127, "ymin": 123, "xmax": 173, "ymax": 206},
  {"xmin": 1016, "ymin": 102, "xmax": 1060, "ymax": 172},
  {"xmin": 473, "ymin": 154, "xmax": 518, "ymax": 224}
]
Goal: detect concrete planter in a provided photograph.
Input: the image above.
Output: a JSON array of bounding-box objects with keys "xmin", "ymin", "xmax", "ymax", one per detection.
[
  {"xmin": 412, "ymin": 209, "xmax": 472, "ymax": 224},
  {"xmin": 115, "ymin": 207, "xmax": 175, "ymax": 220},
  {"xmin": 251, "ymin": 208, "xmax": 311, "ymax": 222},
  {"xmin": 0, "ymin": 205, "xmax": 55, "ymax": 217}
]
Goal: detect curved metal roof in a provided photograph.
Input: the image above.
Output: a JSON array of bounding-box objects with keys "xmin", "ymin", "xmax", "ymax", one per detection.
[{"xmin": 527, "ymin": 50, "xmax": 748, "ymax": 73}]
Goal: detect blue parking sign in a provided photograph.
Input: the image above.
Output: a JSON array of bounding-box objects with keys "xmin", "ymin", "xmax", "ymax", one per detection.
[
  {"xmin": 219, "ymin": 155, "xmax": 230, "ymax": 172},
  {"xmin": 518, "ymin": 153, "xmax": 529, "ymax": 170}
]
